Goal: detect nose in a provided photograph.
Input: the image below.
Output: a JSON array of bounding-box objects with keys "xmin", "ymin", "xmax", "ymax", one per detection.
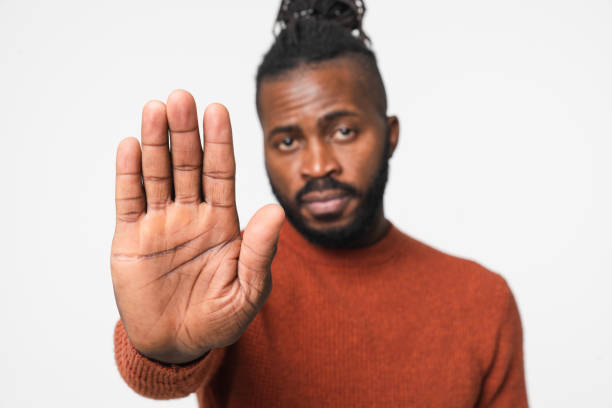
[{"xmin": 300, "ymin": 139, "xmax": 341, "ymax": 180}]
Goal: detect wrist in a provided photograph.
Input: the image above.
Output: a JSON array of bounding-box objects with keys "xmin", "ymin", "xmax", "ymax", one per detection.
[{"xmin": 135, "ymin": 347, "xmax": 211, "ymax": 366}]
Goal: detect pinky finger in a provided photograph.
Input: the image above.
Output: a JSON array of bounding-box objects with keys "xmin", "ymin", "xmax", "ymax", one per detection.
[{"xmin": 115, "ymin": 137, "xmax": 146, "ymax": 223}]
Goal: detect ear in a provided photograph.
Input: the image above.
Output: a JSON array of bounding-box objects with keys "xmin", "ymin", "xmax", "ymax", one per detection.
[{"xmin": 386, "ymin": 115, "xmax": 399, "ymax": 158}]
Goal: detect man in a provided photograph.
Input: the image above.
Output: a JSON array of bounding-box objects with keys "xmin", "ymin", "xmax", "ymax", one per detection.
[{"xmin": 111, "ymin": 1, "xmax": 528, "ymax": 406}]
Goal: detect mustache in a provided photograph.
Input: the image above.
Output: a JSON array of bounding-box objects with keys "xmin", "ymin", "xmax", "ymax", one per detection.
[{"xmin": 295, "ymin": 177, "xmax": 360, "ymax": 203}]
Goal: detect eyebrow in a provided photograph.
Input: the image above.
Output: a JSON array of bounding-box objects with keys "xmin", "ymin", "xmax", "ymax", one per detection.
[
  {"xmin": 266, "ymin": 110, "xmax": 359, "ymax": 140},
  {"xmin": 318, "ymin": 110, "xmax": 359, "ymax": 126},
  {"xmin": 267, "ymin": 125, "xmax": 298, "ymax": 140}
]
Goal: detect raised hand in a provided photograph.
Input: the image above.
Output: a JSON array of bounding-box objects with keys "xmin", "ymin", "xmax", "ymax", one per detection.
[{"xmin": 111, "ymin": 90, "xmax": 284, "ymax": 364}]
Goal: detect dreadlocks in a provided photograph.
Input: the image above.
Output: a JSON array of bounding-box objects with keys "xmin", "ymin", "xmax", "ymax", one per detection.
[{"xmin": 256, "ymin": 0, "xmax": 387, "ymax": 117}]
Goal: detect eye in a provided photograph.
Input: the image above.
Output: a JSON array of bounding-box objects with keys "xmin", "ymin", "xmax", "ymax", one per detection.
[
  {"xmin": 333, "ymin": 127, "xmax": 355, "ymax": 141},
  {"xmin": 277, "ymin": 136, "xmax": 298, "ymax": 151}
]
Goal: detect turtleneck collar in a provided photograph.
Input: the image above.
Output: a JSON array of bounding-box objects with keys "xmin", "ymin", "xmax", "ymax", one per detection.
[{"xmin": 278, "ymin": 218, "xmax": 407, "ymax": 268}]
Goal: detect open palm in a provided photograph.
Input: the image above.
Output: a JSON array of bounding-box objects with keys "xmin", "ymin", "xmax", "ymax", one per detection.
[{"xmin": 111, "ymin": 90, "xmax": 284, "ymax": 364}]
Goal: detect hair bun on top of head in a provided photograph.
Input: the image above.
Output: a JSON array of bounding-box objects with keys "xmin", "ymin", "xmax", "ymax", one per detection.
[{"xmin": 274, "ymin": 0, "xmax": 369, "ymax": 43}]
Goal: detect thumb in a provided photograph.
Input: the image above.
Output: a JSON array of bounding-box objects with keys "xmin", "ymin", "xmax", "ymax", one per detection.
[{"xmin": 238, "ymin": 204, "xmax": 285, "ymax": 301}]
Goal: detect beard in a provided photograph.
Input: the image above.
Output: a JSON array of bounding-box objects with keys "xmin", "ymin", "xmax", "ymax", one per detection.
[{"xmin": 268, "ymin": 140, "xmax": 390, "ymax": 249}]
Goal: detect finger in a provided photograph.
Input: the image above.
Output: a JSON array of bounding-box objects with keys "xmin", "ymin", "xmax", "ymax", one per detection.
[
  {"xmin": 141, "ymin": 100, "xmax": 172, "ymax": 211},
  {"xmin": 202, "ymin": 103, "xmax": 236, "ymax": 208},
  {"xmin": 115, "ymin": 137, "xmax": 145, "ymax": 223},
  {"xmin": 167, "ymin": 90, "xmax": 203, "ymax": 205},
  {"xmin": 238, "ymin": 204, "xmax": 285, "ymax": 301}
]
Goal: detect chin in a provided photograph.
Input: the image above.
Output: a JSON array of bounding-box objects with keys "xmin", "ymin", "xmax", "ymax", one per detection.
[
  {"xmin": 304, "ymin": 213, "xmax": 355, "ymax": 231},
  {"xmin": 289, "ymin": 210, "xmax": 377, "ymax": 249}
]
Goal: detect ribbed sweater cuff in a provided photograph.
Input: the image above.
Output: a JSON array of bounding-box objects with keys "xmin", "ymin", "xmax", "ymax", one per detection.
[{"xmin": 113, "ymin": 320, "xmax": 221, "ymax": 399}]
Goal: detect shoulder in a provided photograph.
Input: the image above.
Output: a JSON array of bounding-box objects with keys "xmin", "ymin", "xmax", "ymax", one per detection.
[
  {"xmin": 398, "ymin": 232, "xmax": 523, "ymax": 357},
  {"xmin": 394, "ymin": 228, "xmax": 515, "ymax": 316}
]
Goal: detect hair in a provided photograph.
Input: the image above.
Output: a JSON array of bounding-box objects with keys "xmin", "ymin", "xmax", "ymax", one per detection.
[{"xmin": 256, "ymin": 0, "xmax": 387, "ymax": 116}]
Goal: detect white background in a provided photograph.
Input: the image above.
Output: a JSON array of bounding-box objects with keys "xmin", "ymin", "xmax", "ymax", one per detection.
[{"xmin": 1, "ymin": 0, "xmax": 610, "ymax": 406}]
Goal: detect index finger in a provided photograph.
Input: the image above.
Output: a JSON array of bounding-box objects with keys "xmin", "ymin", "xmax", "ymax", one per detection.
[{"xmin": 202, "ymin": 103, "xmax": 236, "ymax": 208}]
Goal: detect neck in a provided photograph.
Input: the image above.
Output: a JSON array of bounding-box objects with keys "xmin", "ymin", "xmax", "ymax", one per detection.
[{"xmin": 347, "ymin": 207, "xmax": 389, "ymax": 248}]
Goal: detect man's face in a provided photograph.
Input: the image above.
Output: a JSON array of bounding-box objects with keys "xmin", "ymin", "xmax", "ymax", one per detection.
[{"xmin": 258, "ymin": 57, "xmax": 398, "ymax": 247}]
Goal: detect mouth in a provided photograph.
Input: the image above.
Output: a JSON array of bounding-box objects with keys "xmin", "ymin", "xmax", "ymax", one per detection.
[{"xmin": 300, "ymin": 190, "xmax": 352, "ymax": 218}]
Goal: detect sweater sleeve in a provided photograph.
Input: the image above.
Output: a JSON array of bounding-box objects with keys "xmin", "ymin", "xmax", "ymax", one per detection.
[
  {"xmin": 113, "ymin": 320, "xmax": 226, "ymax": 399},
  {"xmin": 477, "ymin": 284, "xmax": 529, "ymax": 407}
]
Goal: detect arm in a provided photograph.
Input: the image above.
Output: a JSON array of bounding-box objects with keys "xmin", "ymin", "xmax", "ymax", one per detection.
[
  {"xmin": 111, "ymin": 90, "xmax": 284, "ymax": 397},
  {"xmin": 477, "ymin": 285, "xmax": 529, "ymax": 407},
  {"xmin": 113, "ymin": 320, "xmax": 226, "ymax": 399}
]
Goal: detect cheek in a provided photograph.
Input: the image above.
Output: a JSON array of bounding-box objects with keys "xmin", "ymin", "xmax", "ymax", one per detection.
[
  {"xmin": 265, "ymin": 152, "xmax": 301, "ymax": 199},
  {"xmin": 336, "ymin": 140, "xmax": 384, "ymax": 190}
]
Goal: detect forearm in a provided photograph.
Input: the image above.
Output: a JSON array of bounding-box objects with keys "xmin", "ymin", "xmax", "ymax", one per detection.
[{"xmin": 114, "ymin": 320, "xmax": 224, "ymax": 399}]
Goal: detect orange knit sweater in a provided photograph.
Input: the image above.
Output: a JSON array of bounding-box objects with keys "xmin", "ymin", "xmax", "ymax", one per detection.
[{"xmin": 114, "ymin": 221, "xmax": 528, "ymax": 407}]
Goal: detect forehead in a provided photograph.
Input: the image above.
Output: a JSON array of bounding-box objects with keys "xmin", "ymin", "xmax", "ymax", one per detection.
[{"xmin": 257, "ymin": 58, "xmax": 378, "ymax": 130}]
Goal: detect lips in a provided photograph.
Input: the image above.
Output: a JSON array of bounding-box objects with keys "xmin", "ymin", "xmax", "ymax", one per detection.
[{"xmin": 300, "ymin": 189, "xmax": 352, "ymax": 218}]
